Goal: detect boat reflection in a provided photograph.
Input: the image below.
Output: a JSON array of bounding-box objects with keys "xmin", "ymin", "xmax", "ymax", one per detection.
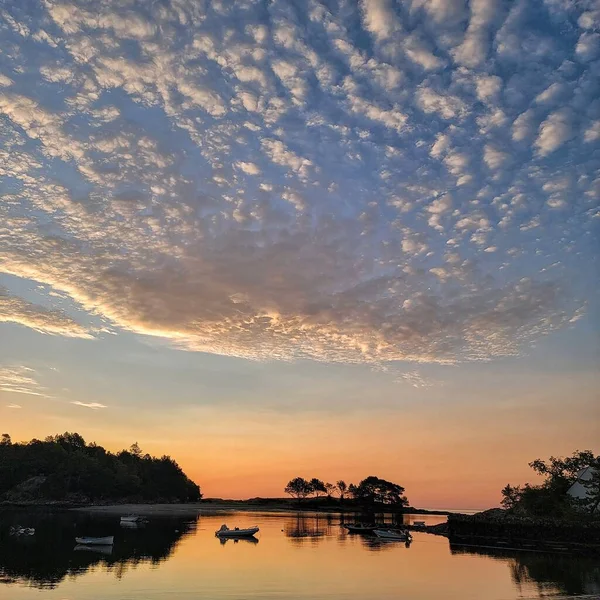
[
  {"xmin": 0, "ymin": 512, "xmax": 197, "ymax": 590},
  {"xmin": 218, "ymin": 536, "xmax": 259, "ymax": 545},
  {"xmin": 73, "ymin": 544, "xmax": 113, "ymax": 556}
]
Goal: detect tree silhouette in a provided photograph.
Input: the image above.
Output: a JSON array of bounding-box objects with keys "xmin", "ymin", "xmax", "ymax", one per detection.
[
  {"xmin": 351, "ymin": 476, "xmax": 409, "ymax": 506},
  {"xmin": 324, "ymin": 482, "xmax": 337, "ymax": 498},
  {"xmin": 284, "ymin": 477, "xmax": 312, "ymax": 500},
  {"xmin": 0, "ymin": 432, "xmax": 201, "ymax": 503},
  {"xmin": 309, "ymin": 478, "xmax": 327, "ymax": 498},
  {"xmin": 501, "ymin": 450, "xmax": 599, "ymax": 517}
]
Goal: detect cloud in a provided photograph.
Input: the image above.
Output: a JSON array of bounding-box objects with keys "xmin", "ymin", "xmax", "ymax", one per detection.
[
  {"xmin": 452, "ymin": 0, "xmax": 501, "ymax": 67},
  {"xmin": 475, "ymin": 75, "xmax": 502, "ymax": 104},
  {"xmin": 0, "ymin": 0, "xmax": 595, "ymax": 368},
  {"xmin": 72, "ymin": 401, "xmax": 107, "ymax": 409},
  {"xmin": 0, "ymin": 366, "xmax": 50, "ymax": 397},
  {"xmin": 415, "ymin": 86, "xmax": 467, "ymax": 120},
  {"xmin": 6, "ymin": 404, "xmax": 22, "ymax": 409},
  {"xmin": 403, "ymin": 34, "xmax": 444, "ymax": 70},
  {"xmin": 483, "ymin": 145, "xmax": 509, "ymax": 170},
  {"xmin": 360, "ymin": 0, "xmax": 398, "ymax": 42},
  {"xmin": 426, "ymin": 195, "xmax": 452, "ymax": 214},
  {"xmin": 584, "ymin": 120, "xmax": 600, "ymax": 143},
  {"xmin": 394, "ymin": 370, "xmax": 434, "ymax": 388},
  {"xmin": 512, "ymin": 109, "xmax": 537, "ymax": 142},
  {"xmin": 237, "ymin": 161, "xmax": 261, "ymax": 175},
  {"xmin": 0, "ymin": 287, "xmax": 92, "ymax": 338},
  {"xmin": 575, "ymin": 32, "xmax": 600, "ymax": 62},
  {"xmin": 535, "ymin": 109, "xmax": 575, "ymax": 157}
]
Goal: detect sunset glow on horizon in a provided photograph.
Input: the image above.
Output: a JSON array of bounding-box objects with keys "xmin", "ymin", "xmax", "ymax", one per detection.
[{"xmin": 0, "ymin": 0, "xmax": 598, "ymax": 510}]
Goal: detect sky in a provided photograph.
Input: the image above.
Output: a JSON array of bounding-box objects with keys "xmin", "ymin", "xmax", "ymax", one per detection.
[{"xmin": 0, "ymin": 0, "xmax": 599, "ymax": 509}]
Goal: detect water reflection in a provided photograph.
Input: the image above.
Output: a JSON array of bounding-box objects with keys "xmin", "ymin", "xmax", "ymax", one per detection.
[
  {"xmin": 0, "ymin": 510, "xmax": 196, "ymax": 589},
  {"xmin": 2, "ymin": 511, "xmax": 599, "ymax": 600},
  {"xmin": 218, "ymin": 536, "xmax": 259, "ymax": 545},
  {"xmin": 450, "ymin": 543, "xmax": 600, "ymax": 597},
  {"xmin": 336, "ymin": 512, "xmax": 413, "ymax": 551},
  {"xmin": 283, "ymin": 513, "xmax": 331, "ymax": 544}
]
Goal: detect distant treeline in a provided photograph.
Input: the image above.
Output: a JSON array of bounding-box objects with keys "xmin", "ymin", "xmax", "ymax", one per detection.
[
  {"xmin": 0, "ymin": 432, "xmax": 201, "ymax": 504},
  {"xmin": 284, "ymin": 476, "xmax": 409, "ymax": 507}
]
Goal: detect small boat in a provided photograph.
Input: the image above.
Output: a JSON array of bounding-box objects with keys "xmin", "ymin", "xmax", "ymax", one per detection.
[
  {"xmin": 215, "ymin": 524, "xmax": 259, "ymax": 538},
  {"xmin": 413, "ymin": 520, "xmax": 426, "ymax": 527},
  {"xmin": 120, "ymin": 515, "xmax": 145, "ymax": 523},
  {"xmin": 75, "ymin": 536, "xmax": 114, "ymax": 546},
  {"xmin": 343, "ymin": 524, "xmax": 377, "ymax": 533},
  {"xmin": 373, "ymin": 529, "xmax": 412, "ymax": 541}
]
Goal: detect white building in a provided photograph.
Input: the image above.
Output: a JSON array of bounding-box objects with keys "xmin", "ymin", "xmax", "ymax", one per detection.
[{"xmin": 567, "ymin": 466, "xmax": 596, "ymax": 500}]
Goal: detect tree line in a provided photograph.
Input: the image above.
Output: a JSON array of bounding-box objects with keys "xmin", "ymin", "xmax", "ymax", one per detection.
[
  {"xmin": 0, "ymin": 432, "xmax": 201, "ymax": 503},
  {"xmin": 501, "ymin": 450, "xmax": 599, "ymax": 517},
  {"xmin": 284, "ymin": 475, "xmax": 409, "ymax": 507}
]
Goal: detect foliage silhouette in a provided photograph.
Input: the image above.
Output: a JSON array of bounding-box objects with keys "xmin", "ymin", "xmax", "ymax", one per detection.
[
  {"xmin": 500, "ymin": 450, "xmax": 599, "ymax": 517},
  {"xmin": 0, "ymin": 432, "xmax": 201, "ymax": 503}
]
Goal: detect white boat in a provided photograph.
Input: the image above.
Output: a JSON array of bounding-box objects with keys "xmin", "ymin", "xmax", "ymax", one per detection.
[
  {"xmin": 120, "ymin": 515, "xmax": 144, "ymax": 523},
  {"xmin": 75, "ymin": 536, "xmax": 114, "ymax": 546},
  {"xmin": 215, "ymin": 524, "xmax": 259, "ymax": 538},
  {"xmin": 373, "ymin": 529, "xmax": 412, "ymax": 541}
]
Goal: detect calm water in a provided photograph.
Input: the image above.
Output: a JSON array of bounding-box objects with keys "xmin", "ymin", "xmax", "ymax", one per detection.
[{"xmin": 1, "ymin": 510, "xmax": 599, "ymax": 599}]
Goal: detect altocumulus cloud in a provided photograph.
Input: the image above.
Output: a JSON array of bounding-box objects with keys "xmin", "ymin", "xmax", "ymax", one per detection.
[{"xmin": 0, "ymin": 0, "xmax": 598, "ymax": 365}]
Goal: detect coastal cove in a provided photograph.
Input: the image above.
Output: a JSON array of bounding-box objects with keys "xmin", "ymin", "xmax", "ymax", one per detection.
[{"xmin": 1, "ymin": 508, "xmax": 599, "ymax": 600}]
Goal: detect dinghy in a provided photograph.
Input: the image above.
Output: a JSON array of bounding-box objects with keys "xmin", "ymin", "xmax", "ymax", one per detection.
[
  {"xmin": 215, "ymin": 524, "xmax": 259, "ymax": 538},
  {"xmin": 120, "ymin": 515, "xmax": 144, "ymax": 523},
  {"xmin": 75, "ymin": 536, "xmax": 114, "ymax": 545},
  {"xmin": 373, "ymin": 529, "xmax": 412, "ymax": 541}
]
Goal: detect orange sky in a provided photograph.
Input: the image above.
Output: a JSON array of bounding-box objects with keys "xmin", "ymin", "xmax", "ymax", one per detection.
[{"xmin": 3, "ymin": 364, "xmax": 598, "ymax": 509}]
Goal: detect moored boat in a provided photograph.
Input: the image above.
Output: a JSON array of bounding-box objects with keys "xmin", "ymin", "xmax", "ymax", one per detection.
[
  {"xmin": 75, "ymin": 536, "xmax": 114, "ymax": 546},
  {"xmin": 343, "ymin": 524, "xmax": 377, "ymax": 533},
  {"xmin": 373, "ymin": 529, "xmax": 412, "ymax": 541},
  {"xmin": 215, "ymin": 524, "xmax": 259, "ymax": 538},
  {"xmin": 120, "ymin": 515, "xmax": 144, "ymax": 523}
]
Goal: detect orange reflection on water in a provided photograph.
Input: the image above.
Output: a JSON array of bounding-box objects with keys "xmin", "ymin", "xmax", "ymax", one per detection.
[{"xmin": 2, "ymin": 512, "xmax": 595, "ymax": 600}]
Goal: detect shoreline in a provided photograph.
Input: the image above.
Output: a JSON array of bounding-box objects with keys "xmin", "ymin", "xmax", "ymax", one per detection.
[
  {"xmin": 74, "ymin": 502, "xmax": 458, "ymax": 516},
  {"xmin": 2, "ymin": 500, "xmax": 460, "ymax": 517}
]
